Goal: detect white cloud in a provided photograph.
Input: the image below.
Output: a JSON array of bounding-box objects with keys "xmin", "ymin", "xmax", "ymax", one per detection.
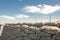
[
  {"xmin": 0, "ymin": 14, "xmax": 29, "ymax": 20},
  {"xmin": 15, "ymin": 14, "xmax": 29, "ymax": 18},
  {"xmin": 0, "ymin": 15, "xmax": 15, "ymax": 20},
  {"xmin": 23, "ymin": 4, "xmax": 60, "ymax": 14},
  {"xmin": 23, "ymin": 6, "xmax": 40, "ymax": 13},
  {"xmin": 0, "ymin": 14, "xmax": 30, "ymax": 23}
]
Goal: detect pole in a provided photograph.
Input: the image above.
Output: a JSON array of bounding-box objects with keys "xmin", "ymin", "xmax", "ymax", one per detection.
[
  {"xmin": 35, "ymin": 16, "xmax": 37, "ymax": 23},
  {"xmin": 49, "ymin": 14, "xmax": 51, "ymax": 23}
]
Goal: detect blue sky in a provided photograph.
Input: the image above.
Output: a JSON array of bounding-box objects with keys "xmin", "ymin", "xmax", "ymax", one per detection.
[{"xmin": 0, "ymin": 0, "xmax": 60, "ymax": 23}]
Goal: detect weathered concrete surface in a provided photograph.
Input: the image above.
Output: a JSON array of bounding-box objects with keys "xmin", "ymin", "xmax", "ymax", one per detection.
[{"xmin": 0, "ymin": 24, "xmax": 60, "ymax": 40}]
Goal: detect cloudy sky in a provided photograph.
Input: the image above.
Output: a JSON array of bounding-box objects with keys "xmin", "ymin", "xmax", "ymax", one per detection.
[{"xmin": 0, "ymin": 0, "xmax": 60, "ymax": 23}]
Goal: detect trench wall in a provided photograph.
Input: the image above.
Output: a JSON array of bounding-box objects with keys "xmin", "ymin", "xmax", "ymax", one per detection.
[{"xmin": 0, "ymin": 25, "xmax": 60, "ymax": 40}]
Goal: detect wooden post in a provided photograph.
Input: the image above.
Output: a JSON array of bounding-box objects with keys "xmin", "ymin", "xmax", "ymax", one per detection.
[{"xmin": 49, "ymin": 14, "xmax": 51, "ymax": 23}]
